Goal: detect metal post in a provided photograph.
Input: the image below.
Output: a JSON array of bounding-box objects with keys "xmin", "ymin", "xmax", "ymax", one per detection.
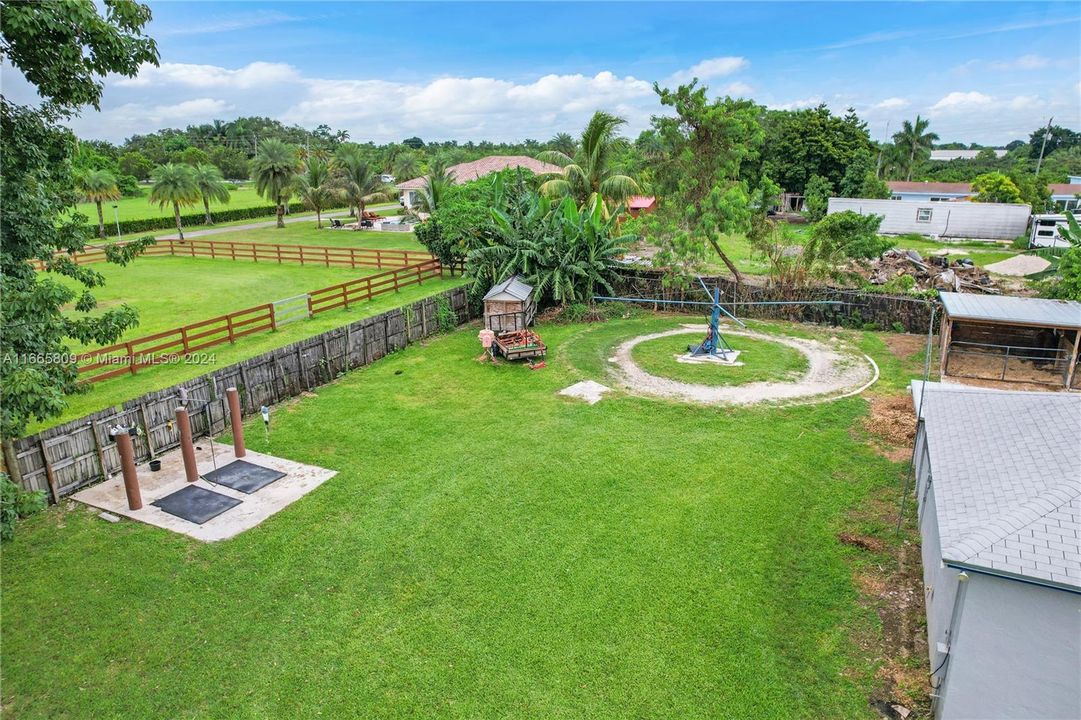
[
  {"xmin": 226, "ymin": 387, "xmax": 246, "ymax": 458},
  {"xmin": 113, "ymin": 430, "xmax": 142, "ymax": 510},
  {"xmin": 175, "ymin": 407, "xmax": 199, "ymax": 483},
  {"xmin": 113, "ymin": 204, "xmax": 122, "ymax": 241}
]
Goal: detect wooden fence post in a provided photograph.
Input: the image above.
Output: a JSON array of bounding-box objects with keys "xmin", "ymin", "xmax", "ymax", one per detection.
[{"xmin": 37, "ymin": 439, "xmax": 60, "ymax": 504}]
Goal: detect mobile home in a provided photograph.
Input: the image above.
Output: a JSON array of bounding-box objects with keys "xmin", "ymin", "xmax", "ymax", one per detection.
[{"xmin": 827, "ymin": 197, "xmax": 1030, "ymax": 241}]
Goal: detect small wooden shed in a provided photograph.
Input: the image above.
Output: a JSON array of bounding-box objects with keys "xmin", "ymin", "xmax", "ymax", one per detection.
[{"xmin": 483, "ymin": 276, "xmax": 536, "ymax": 333}]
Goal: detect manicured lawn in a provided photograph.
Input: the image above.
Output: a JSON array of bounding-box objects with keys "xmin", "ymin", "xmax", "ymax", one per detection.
[
  {"xmin": 76, "ymin": 184, "xmax": 271, "ymax": 223},
  {"xmin": 2, "ymin": 316, "xmax": 919, "ymax": 718},
  {"xmin": 59, "ymin": 256, "xmax": 381, "ymax": 347},
  {"xmin": 631, "ymin": 332, "xmax": 809, "ymax": 386},
  {"xmin": 216, "ymin": 222, "xmax": 425, "ymax": 252}
]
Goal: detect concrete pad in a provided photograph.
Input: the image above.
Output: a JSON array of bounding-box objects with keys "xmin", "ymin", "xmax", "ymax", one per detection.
[
  {"xmin": 559, "ymin": 380, "xmax": 612, "ymax": 405},
  {"xmin": 675, "ymin": 350, "xmax": 743, "ymax": 366},
  {"xmin": 984, "ymin": 254, "xmax": 1051, "ymax": 277},
  {"xmin": 72, "ymin": 443, "xmax": 336, "ymax": 542}
]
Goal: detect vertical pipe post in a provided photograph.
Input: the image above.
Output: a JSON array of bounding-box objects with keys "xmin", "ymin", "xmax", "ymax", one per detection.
[
  {"xmin": 226, "ymin": 387, "xmax": 246, "ymax": 458},
  {"xmin": 175, "ymin": 407, "xmax": 199, "ymax": 483},
  {"xmin": 113, "ymin": 430, "xmax": 142, "ymax": 510}
]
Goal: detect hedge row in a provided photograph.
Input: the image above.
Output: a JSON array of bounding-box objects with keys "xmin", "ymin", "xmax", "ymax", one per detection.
[{"xmin": 113, "ymin": 201, "xmax": 351, "ymax": 236}]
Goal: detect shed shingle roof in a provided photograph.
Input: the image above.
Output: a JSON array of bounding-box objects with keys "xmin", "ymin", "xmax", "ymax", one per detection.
[
  {"xmin": 913, "ymin": 382, "xmax": 1081, "ymax": 590},
  {"xmin": 483, "ymin": 275, "xmax": 532, "ymax": 302},
  {"xmin": 397, "ymin": 156, "xmax": 562, "ymax": 191},
  {"xmin": 940, "ymin": 292, "xmax": 1081, "ymax": 329}
]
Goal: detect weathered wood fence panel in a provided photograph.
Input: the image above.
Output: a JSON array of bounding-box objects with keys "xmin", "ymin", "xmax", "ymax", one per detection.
[{"xmin": 14, "ymin": 288, "xmax": 469, "ymax": 499}]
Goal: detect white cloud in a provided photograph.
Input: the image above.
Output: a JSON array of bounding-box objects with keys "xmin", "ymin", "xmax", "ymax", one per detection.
[
  {"xmin": 769, "ymin": 96, "xmax": 824, "ymax": 111},
  {"xmin": 929, "ymin": 91, "xmax": 995, "ymax": 114},
  {"xmin": 155, "ymin": 11, "xmax": 300, "ymax": 36},
  {"xmin": 115, "ymin": 61, "xmax": 301, "ymax": 89},
  {"xmin": 718, "ymin": 81, "xmax": 754, "ymax": 97},
  {"xmin": 873, "ymin": 97, "xmax": 910, "ymax": 110},
  {"xmin": 668, "ymin": 56, "xmax": 749, "ymax": 85}
]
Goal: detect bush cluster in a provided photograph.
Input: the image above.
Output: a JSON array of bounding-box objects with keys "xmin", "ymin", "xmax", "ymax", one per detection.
[{"xmin": 1, "ymin": 473, "xmax": 47, "ymax": 542}]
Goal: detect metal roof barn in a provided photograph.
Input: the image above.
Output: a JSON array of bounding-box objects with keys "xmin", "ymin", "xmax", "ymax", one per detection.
[
  {"xmin": 828, "ymin": 197, "xmax": 1030, "ymax": 240},
  {"xmin": 937, "ymin": 292, "xmax": 1081, "ymax": 388}
]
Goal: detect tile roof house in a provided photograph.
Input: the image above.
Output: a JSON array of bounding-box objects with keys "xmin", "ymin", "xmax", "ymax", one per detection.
[
  {"xmin": 396, "ymin": 156, "xmax": 563, "ymax": 207},
  {"xmin": 910, "ymin": 382, "xmax": 1081, "ymax": 718}
]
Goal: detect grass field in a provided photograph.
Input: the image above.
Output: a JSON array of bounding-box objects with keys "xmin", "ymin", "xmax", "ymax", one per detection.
[
  {"xmin": 0, "ymin": 316, "xmax": 925, "ymax": 718},
  {"xmin": 60, "ymin": 256, "xmax": 382, "ymax": 346},
  {"xmin": 631, "ymin": 333, "xmax": 809, "ymax": 385},
  {"xmin": 76, "ymin": 184, "xmax": 271, "ymax": 223},
  {"xmin": 212, "ymin": 222, "xmax": 425, "ymax": 252}
]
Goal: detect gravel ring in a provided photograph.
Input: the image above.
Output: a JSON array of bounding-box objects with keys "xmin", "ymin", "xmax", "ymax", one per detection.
[{"xmin": 610, "ymin": 325, "xmax": 877, "ymax": 406}]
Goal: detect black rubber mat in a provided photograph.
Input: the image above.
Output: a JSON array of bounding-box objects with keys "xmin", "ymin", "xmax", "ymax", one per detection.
[
  {"xmin": 151, "ymin": 485, "xmax": 241, "ymax": 524},
  {"xmin": 202, "ymin": 460, "xmax": 286, "ymax": 494}
]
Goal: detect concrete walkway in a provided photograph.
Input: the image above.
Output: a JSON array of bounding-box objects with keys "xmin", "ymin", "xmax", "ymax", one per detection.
[{"xmin": 153, "ymin": 203, "xmax": 400, "ymax": 241}]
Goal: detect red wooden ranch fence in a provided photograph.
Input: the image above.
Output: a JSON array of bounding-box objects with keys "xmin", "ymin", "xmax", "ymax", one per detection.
[
  {"xmin": 35, "ymin": 238, "xmax": 435, "ymax": 271},
  {"xmin": 76, "ymin": 259, "xmax": 448, "ymax": 383}
]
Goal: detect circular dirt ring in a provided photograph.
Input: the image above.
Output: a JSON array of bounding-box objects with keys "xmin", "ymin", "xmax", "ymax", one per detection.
[{"xmin": 610, "ymin": 325, "xmax": 878, "ymax": 406}]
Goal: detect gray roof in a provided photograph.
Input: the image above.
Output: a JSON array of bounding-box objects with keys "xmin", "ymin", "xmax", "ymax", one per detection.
[
  {"xmin": 940, "ymin": 292, "xmax": 1081, "ymax": 329},
  {"xmin": 913, "ymin": 382, "xmax": 1081, "ymax": 591},
  {"xmin": 483, "ymin": 275, "xmax": 532, "ymax": 302}
]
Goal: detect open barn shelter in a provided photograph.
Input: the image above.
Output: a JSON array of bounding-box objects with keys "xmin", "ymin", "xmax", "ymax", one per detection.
[
  {"xmin": 938, "ymin": 292, "xmax": 1081, "ymax": 388},
  {"xmin": 483, "ymin": 275, "xmax": 537, "ymax": 333}
]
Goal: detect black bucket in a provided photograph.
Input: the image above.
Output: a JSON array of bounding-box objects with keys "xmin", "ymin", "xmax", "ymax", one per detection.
[{"xmin": 149, "ymin": 459, "xmax": 162, "ymax": 472}]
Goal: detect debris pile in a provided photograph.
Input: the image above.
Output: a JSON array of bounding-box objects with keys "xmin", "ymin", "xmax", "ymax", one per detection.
[{"xmin": 861, "ymin": 249, "xmax": 1000, "ymax": 294}]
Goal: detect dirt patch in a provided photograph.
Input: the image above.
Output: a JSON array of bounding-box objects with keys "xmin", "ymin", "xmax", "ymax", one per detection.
[
  {"xmin": 864, "ymin": 394, "xmax": 917, "ymax": 462},
  {"xmin": 984, "ymin": 254, "xmax": 1051, "ymax": 277},
  {"xmin": 946, "ymin": 352, "xmax": 1065, "ymax": 387},
  {"xmin": 610, "ymin": 325, "xmax": 877, "ymax": 406},
  {"xmin": 841, "ymin": 489, "xmax": 930, "ymax": 718},
  {"xmin": 881, "ymin": 333, "xmax": 926, "ymax": 361}
]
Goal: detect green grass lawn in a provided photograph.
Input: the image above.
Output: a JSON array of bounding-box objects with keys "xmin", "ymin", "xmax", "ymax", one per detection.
[
  {"xmin": 631, "ymin": 332, "xmax": 809, "ymax": 386},
  {"xmin": 76, "ymin": 184, "xmax": 270, "ymax": 223},
  {"xmin": 2, "ymin": 316, "xmax": 924, "ymax": 718},
  {"xmin": 214, "ymin": 222, "xmax": 425, "ymax": 252},
  {"xmin": 60, "ymin": 256, "xmax": 381, "ymax": 347}
]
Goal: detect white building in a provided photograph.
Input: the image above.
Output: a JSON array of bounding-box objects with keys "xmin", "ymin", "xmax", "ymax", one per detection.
[
  {"xmin": 1031, "ymin": 214, "xmax": 1076, "ymax": 248},
  {"xmin": 887, "ymin": 182, "xmax": 971, "ymax": 203},
  {"xmin": 911, "ymin": 382, "xmax": 1081, "ymax": 719},
  {"xmin": 928, "ymin": 149, "xmax": 1007, "ymax": 161},
  {"xmin": 828, "ymin": 197, "xmax": 1030, "ymax": 240}
]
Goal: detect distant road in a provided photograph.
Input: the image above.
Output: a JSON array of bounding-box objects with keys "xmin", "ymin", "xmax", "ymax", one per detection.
[{"xmin": 152, "ymin": 203, "xmax": 400, "ymax": 241}]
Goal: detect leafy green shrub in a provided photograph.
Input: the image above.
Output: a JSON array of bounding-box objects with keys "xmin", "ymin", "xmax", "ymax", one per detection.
[
  {"xmin": 562, "ymin": 303, "xmax": 590, "ymax": 323},
  {"xmin": 1010, "ymin": 234, "xmax": 1030, "ymax": 250},
  {"xmin": 882, "ymin": 273, "xmax": 916, "ymax": 294},
  {"xmin": 803, "ymin": 174, "xmax": 833, "ymax": 222},
  {"xmin": 811, "ymin": 211, "xmax": 891, "ymax": 259},
  {"xmin": 1, "ymin": 473, "xmax": 47, "ymax": 542},
  {"xmin": 433, "ymin": 294, "xmax": 458, "ymax": 332}
]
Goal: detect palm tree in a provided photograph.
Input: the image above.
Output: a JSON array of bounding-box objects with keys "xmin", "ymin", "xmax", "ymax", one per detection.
[
  {"xmin": 392, "ymin": 151, "xmax": 420, "ymax": 180},
  {"xmin": 549, "ymin": 131, "xmax": 577, "ymax": 157},
  {"xmin": 149, "ymin": 163, "xmax": 200, "ymax": 240},
  {"xmin": 413, "ymin": 166, "xmax": 455, "ymax": 214},
  {"xmin": 77, "ymin": 169, "xmax": 121, "ymax": 238},
  {"xmin": 537, "ymin": 111, "xmax": 639, "ymax": 214},
  {"xmin": 251, "ymin": 138, "xmax": 298, "ymax": 228},
  {"xmin": 293, "ymin": 157, "xmax": 338, "ymax": 228},
  {"xmin": 892, "ymin": 115, "xmax": 939, "ymax": 181},
  {"xmin": 335, "ymin": 152, "xmax": 392, "ymax": 230},
  {"xmin": 192, "ymin": 164, "xmax": 231, "ymax": 225}
]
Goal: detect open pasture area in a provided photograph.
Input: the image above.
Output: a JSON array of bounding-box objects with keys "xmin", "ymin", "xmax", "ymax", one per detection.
[
  {"xmin": 215, "ymin": 222, "xmax": 425, "ymax": 252},
  {"xmin": 75, "ymin": 184, "xmax": 270, "ymax": 223},
  {"xmin": 59, "ymin": 256, "xmax": 382, "ymax": 348},
  {"xmin": 2, "ymin": 316, "xmax": 924, "ymax": 718}
]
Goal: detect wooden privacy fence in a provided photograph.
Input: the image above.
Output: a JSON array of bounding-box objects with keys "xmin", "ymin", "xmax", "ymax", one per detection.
[
  {"xmin": 36, "ymin": 238, "xmax": 436, "ymax": 271},
  {"xmin": 77, "ymin": 259, "xmax": 447, "ymax": 383},
  {"xmin": 13, "ymin": 287, "xmax": 471, "ymax": 501}
]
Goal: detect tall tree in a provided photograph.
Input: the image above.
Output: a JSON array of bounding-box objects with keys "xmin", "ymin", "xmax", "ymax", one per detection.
[
  {"xmin": 192, "ymin": 163, "xmax": 231, "ymax": 225},
  {"xmin": 548, "ymin": 132, "xmax": 577, "ymax": 157},
  {"xmin": 0, "ymin": 0, "xmax": 159, "ymax": 450},
  {"xmin": 76, "ymin": 169, "xmax": 121, "ymax": 238},
  {"xmin": 149, "ymin": 163, "xmax": 199, "ymax": 239},
  {"xmin": 537, "ymin": 111, "xmax": 639, "ymax": 213},
  {"xmin": 251, "ymin": 138, "xmax": 298, "ymax": 228},
  {"xmin": 759, "ymin": 105, "xmax": 873, "ymax": 193},
  {"xmin": 647, "ymin": 81, "xmax": 765, "ymax": 284},
  {"xmin": 293, "ymin": 156, "xmax": 337, "ymax": 228},
  {"xmin": 893, "ymin": 115, "xmax": 939, "ymax": 181},
  {"xmin": 335, "ymin": 152, "xmax": 391, "ymax": 230}
]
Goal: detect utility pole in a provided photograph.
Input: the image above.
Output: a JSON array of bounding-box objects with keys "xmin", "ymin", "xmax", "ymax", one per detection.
[
  {"xmin": 877, "ymin": 120, "xmax": 891, "ymax": 178},
  {"xmin": 1035, "ymin": 117, "xmax": 1053, "ymax": 176}
]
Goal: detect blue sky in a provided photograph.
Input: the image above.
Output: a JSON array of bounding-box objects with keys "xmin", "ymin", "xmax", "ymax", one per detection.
[{"xmin": 5, "ymin": 2, "xmax": 1079, "ymax": 144}]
